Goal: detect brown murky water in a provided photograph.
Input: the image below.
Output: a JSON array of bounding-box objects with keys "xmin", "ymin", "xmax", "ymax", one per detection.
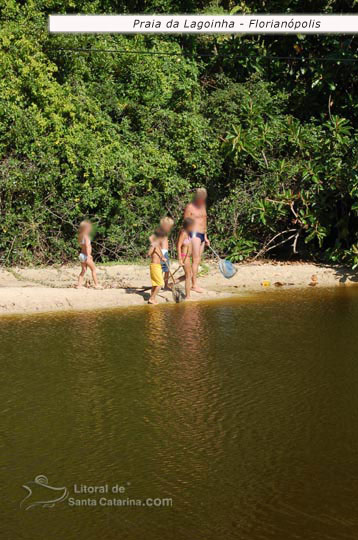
[{"xmin": 2, "ymin": 287, "xmax": 358, "ymax": 539}]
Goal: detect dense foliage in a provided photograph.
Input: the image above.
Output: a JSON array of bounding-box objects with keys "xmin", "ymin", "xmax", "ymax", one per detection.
[{"xmin": 1, "ymin": 0, "xmax": 358, "ymax": 265}]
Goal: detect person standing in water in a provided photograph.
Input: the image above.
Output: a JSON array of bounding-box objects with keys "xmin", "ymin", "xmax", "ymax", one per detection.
[
  {"xmin": 76, "ymin": 220, "xmax": 100, "ymax": 289},
  {"xmin": 183, "ymin": 188, "xmax": 210, "ymax": 293}
]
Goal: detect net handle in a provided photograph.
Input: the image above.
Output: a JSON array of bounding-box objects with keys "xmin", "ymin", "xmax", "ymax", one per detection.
[{"xmin": 207, "ymin": 244, "xmax": 221, "ymax": 260}]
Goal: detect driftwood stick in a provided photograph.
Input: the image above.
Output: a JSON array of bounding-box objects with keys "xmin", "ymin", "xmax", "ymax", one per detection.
[
  {"xmin": 262, "ymin": 234, "xmax": 297, "ymax": 255},
  {"xmin": 262, "ymin": 151, "xmax": 269, "ymax": 168},
  {"xmin": 253, "ymin": 229, "xmax": 297, "ymax": 260},
  {"xmin": 290, "ymin": 201, "xmax": 299, "ymax": 220},
  {"xmin": 292, "ymin": 230, "xmax": 301, "ymax": 254}
]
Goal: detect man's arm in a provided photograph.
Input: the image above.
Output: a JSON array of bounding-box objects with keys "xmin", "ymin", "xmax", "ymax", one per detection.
[{"xmin": 204, "ymin": 209, "xmax": 210, "ymax": 245}]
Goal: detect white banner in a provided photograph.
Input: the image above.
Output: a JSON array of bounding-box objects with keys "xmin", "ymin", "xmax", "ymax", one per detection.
[{"xmin": 48, "ymin": 14, "xmax": 358, "ymax": 34}]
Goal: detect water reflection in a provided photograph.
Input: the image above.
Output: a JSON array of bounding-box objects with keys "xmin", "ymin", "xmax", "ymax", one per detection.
[
  {"xmin": 3, "ymin": 289, "xmax": 358, "ymax": 540},
  {"xmin": 65, "ymin": 313, "xmax": 114, "ymax": 451}
]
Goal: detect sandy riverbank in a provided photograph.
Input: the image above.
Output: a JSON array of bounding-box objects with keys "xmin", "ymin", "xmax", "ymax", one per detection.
[{"xmin": 0, "ymin": 261, "xmax": 357, "ymax": 316}]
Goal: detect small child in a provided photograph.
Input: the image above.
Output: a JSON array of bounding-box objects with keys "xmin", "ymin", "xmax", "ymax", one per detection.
[
  {"xmin": 148, "ymin": 229, "xmax": 167, "ymax": 305},
  {"xmin": 77, "ymin": 220, "xmax": 100, "ymax": 289},
  {"xmin": 177, "ymin": 218, "xmax": 195, "ymax": 299},
  {"xmin": 158, "ymin": 217, "xmax": 174, "ymax": 289}
]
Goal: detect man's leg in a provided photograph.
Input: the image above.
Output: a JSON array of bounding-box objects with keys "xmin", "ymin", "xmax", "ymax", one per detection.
[
  {"xmin": 183, "ymin": 259, "xmax": 192, "ymax": 299},
  {"xmin": 191, "ymin": 237, "xmax": 204, "ymax": 293}
]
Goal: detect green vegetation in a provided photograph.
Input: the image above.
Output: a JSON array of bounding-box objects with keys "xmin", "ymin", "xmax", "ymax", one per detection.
[{"xmin": 1, "ymin": 1, "xmax": 358, "ymax": 266}]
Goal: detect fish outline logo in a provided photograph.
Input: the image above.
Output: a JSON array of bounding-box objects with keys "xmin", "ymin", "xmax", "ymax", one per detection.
[{"xmin": 20, "ymin": 475, "xmax": 68, "ymax": 510}]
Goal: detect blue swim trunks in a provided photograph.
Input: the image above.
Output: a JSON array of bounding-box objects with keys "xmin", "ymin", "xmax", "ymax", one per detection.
[
  {"xmin": 189, "ymin": 231, "xmax": 205, "ymax": 244},
  {"xmin": 161, "ymin": 251, "xmax": 170, "ymax": 273}
]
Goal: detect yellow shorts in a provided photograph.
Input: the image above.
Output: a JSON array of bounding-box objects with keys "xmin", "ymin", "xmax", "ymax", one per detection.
[{"xmin": 150, "ymin": 263, "xmax": 164, "ymax": 287}]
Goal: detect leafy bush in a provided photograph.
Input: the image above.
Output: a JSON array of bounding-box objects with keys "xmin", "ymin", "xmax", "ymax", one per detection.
[
  {"xmin": 1, "ymin": 0, "xmax": 358, "ymax": 266},
  {"xmin": 210, "ymin": 76, "xmax": 358, "ymax": 264}
]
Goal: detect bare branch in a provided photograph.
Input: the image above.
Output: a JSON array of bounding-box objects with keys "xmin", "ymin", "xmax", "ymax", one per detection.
[
  {"xmin": 262, "ymin": 151, "xmax": 269, "ymax": 168},
  {"xmin": 262, "ymin": 234, "xmax": 297, "ymax": 255},
  {"xmin": 290, "ymin": 201, "xmax": 298, "ymax": 219},
  {"xmin": 292, "ymin": 231, "xmax": 300, "ymax": 254},
  {"xmin": 252, "ymin": 229, "xmax": 297, "ymax": 260}
]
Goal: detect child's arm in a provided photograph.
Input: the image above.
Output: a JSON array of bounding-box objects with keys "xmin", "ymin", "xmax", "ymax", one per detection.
[
  {"xmin": 85, "ymin": 235, "xmax": 92, "ymax": 258},
  {"xmin": 148, "ymin": 237, "xmax": 158, "ymax": 257},
  {"xmin": 148, "ymin": 234, "xmax": 159, "ymax": 258},
  {"xmin": 177, "ymin": 231, "xmax": 184, "ymax": 265},
  {"xmin": 154, "ymin": 244, "xmax": 167, "ymax": 262},
  {"xmin": 147, "ymin": 241, "xmax": 163, "ymax": 259},
  {"xmin": 148, "ymin": 236, "xmax": 167, "ymax": 262}
]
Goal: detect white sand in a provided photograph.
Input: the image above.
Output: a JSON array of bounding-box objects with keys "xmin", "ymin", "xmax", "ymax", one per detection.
[{"xmin": 0, "ymin": 261, "xmax": 356, "ymax": 316}]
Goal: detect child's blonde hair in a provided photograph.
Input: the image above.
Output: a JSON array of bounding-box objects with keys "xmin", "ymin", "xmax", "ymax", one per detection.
[
  {"xmin": 160, "ymin": 216, "xmax": 174, "ymax": 228},
  {"xmin": 78, "ymin": 221, "xmax": 92, "ymax": 244},
  {"xmin": 78, "ymin": 220, "xmax": 91, "ymax": 234}
]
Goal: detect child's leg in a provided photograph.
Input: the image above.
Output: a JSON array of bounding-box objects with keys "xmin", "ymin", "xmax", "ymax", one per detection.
[
  {"xmin": 148, "ymin": 286, "xmax": 160, "ymax": 304},
  {"xmin": 164, "ymin": 271, "xmax": 169, "ymax": 288},
  {"xmin": 77, "ymin": 263, "xmax": 87, "ymax": 288},
  {"xmin": 184, "ymin": 261, "xmax": 192, "ymax": 299},
  {"xmin": 86, "ymin": 258, "xmax": 99, "ymax": 287}
]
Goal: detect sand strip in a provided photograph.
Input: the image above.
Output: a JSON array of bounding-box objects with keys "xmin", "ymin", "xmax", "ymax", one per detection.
[{"xmin": 0, "ymin": 262, "xmax": 356, "ymax": 316}]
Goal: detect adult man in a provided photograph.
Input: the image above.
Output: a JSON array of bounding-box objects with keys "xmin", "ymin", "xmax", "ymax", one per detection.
[{"xmin": 183, "ymin": 187, "xmax": 210, "ymax": 293}]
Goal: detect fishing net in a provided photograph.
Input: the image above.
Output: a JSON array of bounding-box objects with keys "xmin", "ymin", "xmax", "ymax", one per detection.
[
  {"xmin": 218, "ymin": 258, "xmax": 237, "ymax": 279},
  {"xmin": 171, "ymin": 283, "xmax": 186, "ymax": 303},
  {"xmin": 166, "ymin": 256, "xmax": 185, "ymax": 302},
  {"xmin": 208, "ymin": 245, "xmax": 237, "ymax": 279}
]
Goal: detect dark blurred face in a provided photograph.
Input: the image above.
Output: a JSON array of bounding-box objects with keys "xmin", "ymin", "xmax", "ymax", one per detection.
[
  {"xmin": 188, "ymin": 220, "xmax": 196, "ymax": 233},
  {"xmin": 195, "ymin": 195, "xmax": 207, "ymax": 207},
  {"xmin": 184, "ymin": 220, "xmax": 196, "ymax": 233}
]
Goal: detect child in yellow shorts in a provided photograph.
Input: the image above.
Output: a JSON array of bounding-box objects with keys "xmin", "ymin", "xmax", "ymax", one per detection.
[{"xmin": 147, "ymin": 229, "xmax": 167, "ymax": 304}]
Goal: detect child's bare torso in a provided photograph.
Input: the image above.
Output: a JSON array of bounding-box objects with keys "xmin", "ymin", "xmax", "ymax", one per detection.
[
  {"xmin": 151, "ymin": 237, "xmax": 165, "ymax": 264},
  {"xmin": 161, "ymin": 236, "xmax": 169, "ymax": 250},
  {"xmin": 181, "ymin": 231, "xmax": 192, "ymax": 257},
  {"xmin": 79, "ymin": 234, "xmax": 90, "ymax": 255}
]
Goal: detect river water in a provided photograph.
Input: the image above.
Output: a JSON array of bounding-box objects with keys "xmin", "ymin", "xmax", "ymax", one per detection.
[{"xmin": 2, "ymin": 287, "xmax": 358, "ymax": 539}]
